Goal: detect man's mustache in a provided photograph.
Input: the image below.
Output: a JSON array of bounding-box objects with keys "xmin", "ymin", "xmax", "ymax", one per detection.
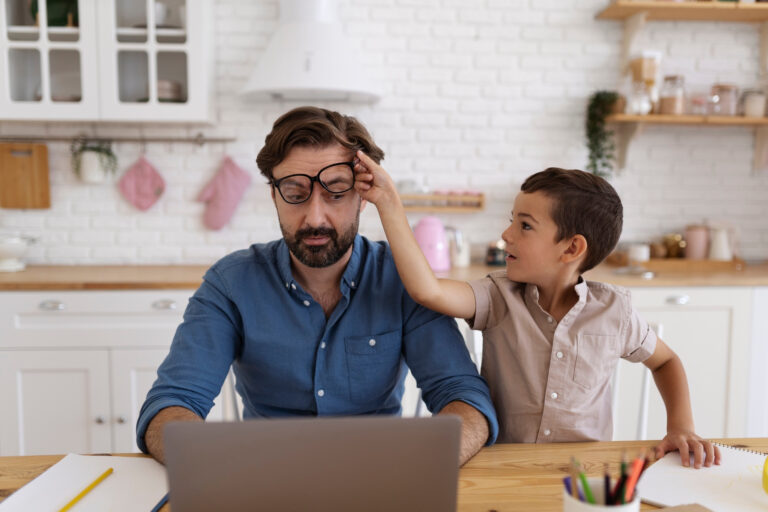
[{"xmin": 296, "ymin": 227, "xmax": 337, "ymax": 242}]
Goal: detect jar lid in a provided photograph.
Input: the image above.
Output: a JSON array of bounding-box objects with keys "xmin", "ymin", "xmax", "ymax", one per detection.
[
  {"xmin": 663, "ymin": 75, "xmax": 683, "ymax": 81},
  {"xmin": 712, "ymin": 83, "xmax": 738, "ymax": 91}
]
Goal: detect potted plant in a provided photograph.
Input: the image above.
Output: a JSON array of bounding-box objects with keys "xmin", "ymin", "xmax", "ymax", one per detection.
[
  {"xmin": 70, "ymin": 138, "xmax": 118, "ymax": 184},
  {"xmin": 586, "ymin": 90, "xmax": 622, "ymax": 178}
]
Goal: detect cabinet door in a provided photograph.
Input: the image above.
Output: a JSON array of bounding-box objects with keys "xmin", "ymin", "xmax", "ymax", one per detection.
[
  {"xmin": 0, "ymin": 290, "xmax": 191, "ymax": 349},
  {"xmin": 0, "ymin": 0, "xmax": 100, "ymax": 120},
  {"xmin": 96, "ymin": 0, "xmax": 210, "ymax": 122},
  {"xmin": 0, "ymin": 350, "xmax": 111, "ymax": 456},
  {"xmin": 613, "ymin": 287, "xmax": 752, "ymax": 440}
]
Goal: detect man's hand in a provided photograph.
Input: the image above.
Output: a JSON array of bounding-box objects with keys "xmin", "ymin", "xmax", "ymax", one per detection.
[
  {"xmin": 438, "ymin": 401, "xmax": 489, "ymax": 466},
  {"xmin": 143, "ymin": 406, "xmax": 202, "ymax": 464},
  {"xmin": 654, "ymin": 429, "xmax": 721, "ymax": 468}
]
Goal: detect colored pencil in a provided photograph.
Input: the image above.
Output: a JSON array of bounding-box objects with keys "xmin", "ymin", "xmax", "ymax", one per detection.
[{"xmin": 58, "ymin": 467, "xmax": 113, "ymax": 512}]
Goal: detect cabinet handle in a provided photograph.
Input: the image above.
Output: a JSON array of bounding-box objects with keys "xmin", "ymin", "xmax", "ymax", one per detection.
[
  {"xmin": 665, "ymin": 295, "xmax": 690, "ymax": 305},
  {"xmin": 116, "ymin": 416, "xmax": 127, "ymax": 424},
  {"xmin": 95, "ymin": 416, "xmax": 105, "ymax": 424},
  {"xmin": 38, "ymin": 300, "xmax": 65, "ymax": 311},
  {"xmin": 151, "ymin": 299, "xmax": 178, "ymax": 310}
]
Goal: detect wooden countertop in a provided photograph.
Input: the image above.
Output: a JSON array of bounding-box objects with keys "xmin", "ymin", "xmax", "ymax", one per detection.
[
  {"xmin": 1, "ymin": 438, "xmax": 766, "ymax": 511},
  {"xmin": 1, "ymin": 262, "xmax": 768, "ymax": 291}
]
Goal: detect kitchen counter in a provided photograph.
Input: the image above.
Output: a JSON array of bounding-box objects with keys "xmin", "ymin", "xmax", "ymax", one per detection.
[{"xmin": 1, "ymin": 262, "xmax": 767, "ymax": 290}]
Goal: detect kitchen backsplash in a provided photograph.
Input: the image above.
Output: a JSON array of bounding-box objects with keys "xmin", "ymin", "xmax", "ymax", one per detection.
[{"xmin": 1, "ymin": 0, "xmax": 767, "ymax": 264}]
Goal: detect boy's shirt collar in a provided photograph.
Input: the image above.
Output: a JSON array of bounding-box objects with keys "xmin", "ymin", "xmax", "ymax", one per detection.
[{"xmin": 523, "ymin": 277, "xmax": 589, "ymax": 326}]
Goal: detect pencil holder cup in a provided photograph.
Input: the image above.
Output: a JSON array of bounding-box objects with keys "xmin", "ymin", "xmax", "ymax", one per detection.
[{"xmin": 562, "ymin": 477, "xmax": 640, "ymax": 511}]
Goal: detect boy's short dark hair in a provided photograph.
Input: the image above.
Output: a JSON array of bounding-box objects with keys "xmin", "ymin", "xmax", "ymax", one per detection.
[
  {"xmin": 521, "ymin": 167, "xmax": 623, "ymax": 272},
  {"xmin": 256, "ymin": 106, "xmax": 385, "ymax": 181}
]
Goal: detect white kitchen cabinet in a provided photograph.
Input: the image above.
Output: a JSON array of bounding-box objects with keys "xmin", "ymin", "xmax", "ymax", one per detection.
[
  {"xmin": 612, "ymin": 287, "xmax": 753, "ymax": 441},
  {"xmin": 0, "ymin": 0, "xmax": 211, "ymax": 122},
  {"xmin": 0, "ymin": 290, "xmax": 226, "ymax": 456}
]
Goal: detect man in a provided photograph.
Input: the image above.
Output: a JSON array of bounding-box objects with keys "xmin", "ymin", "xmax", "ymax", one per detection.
[{"xmin": 137, "ymin": 106, "xmax": 498, "ymax": 466}]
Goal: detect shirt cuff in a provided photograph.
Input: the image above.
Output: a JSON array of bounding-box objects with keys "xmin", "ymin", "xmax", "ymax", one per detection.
[
  {"xmin": 135, "ymin": 397, "xmax": 200, "ymax": 454},
  {"xmin": 468, "ymin": 278, "xmax": 491, "ymax": 330},
  {"xmin": 446, "ymin": 393, "xmax": 499, "ymax": 446}
]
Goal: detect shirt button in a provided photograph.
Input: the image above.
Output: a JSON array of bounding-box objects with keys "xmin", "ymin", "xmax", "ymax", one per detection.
[
  {"xmin": 350, "ymin": 281, "xmax": 355, "ymax": 287},
  {"xmin": 320, "ymin": 342, "xmax": 326, "ymax": 349},
  {"xmin": 285, "ymin": 282, "xmax": 289, "ymax": 288},
  {"xmin": 317, "ymin": 389, "xmax": 325, "ymax": 397},
  {"xmin": 544, "ymin": 429, "xmax": 551, "ymax": 436},
  {"xmin": 551, "ymin": 392, "xmax": 558, "ymax": 399},
  {"xmin": 303, "ymin": 300, "xmax": 310, "ymax": 307},
  {"xmin": 546, "ymin": 317, "xmax": 554, "ymax": 324},
  {"xmin": 291, "ymin": 283, "xmax": 297, "ymax": 290},
  {"xmin": 556, "ymin": 351, "xmax": 564, "ymax": 359},
  {"xmin": 369, "ymin": 338, "xmax": 376, "ymax": 347}
]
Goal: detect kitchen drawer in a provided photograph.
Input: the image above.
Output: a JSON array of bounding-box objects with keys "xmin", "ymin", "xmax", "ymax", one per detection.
[{"xmin": 0, "ymin": 290, "xmax": 192, "ymax": 349}]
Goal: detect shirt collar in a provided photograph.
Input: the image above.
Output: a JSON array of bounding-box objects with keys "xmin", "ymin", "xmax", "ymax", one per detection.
[{"xmin": 275, "ymin": 234, "xmax": 364, "ymax": 292}]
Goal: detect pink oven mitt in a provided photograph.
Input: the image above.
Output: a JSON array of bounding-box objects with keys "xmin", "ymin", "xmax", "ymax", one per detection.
[
  {"xmin": 197, "ymin": 157, "xmax": 252, "ymax": 230},
  {"xmin": 118, "ymin": 157, "xmax": 166, "ymax": 211}
]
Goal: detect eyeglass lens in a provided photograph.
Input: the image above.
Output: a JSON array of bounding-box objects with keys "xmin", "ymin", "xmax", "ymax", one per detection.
[{"xmin": 278, "ymin": 164, "xmax": 354, "ymax": 204}]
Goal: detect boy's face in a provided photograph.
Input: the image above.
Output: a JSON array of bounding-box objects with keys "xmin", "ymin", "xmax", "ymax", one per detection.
[{"xmin": 501, "ymin": 191, "xmax": 573, "ymax": 284}]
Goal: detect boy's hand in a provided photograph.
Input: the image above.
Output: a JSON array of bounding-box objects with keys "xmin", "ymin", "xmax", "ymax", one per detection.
[
  {"xmin": 655, "ymin": 430, "xmax": 721, "ymax": 468},
  {"xmin": 353, "ymin": 150, "xmax": 400, "ymax": 209}
]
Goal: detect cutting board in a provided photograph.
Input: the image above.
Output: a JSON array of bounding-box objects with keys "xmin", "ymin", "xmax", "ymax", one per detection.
[{"xmin": 0, "ymin": 143, "xmax": 51, "ymax": 209}]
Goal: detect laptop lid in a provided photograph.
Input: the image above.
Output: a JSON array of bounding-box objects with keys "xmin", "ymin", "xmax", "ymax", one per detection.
[{"xmin": 163, "ymin": 416, "xmax": 461, "ymax": 512}]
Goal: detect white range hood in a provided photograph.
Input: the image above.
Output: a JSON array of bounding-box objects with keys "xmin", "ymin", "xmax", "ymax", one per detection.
[{"xmin": 242, "ymin": 0, "xmax": 381, "ymax": 102}]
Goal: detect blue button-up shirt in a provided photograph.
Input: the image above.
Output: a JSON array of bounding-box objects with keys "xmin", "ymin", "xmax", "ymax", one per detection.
[{"xmin": 137, "ymin": 235, "xmax": 498, "ymax": 452}]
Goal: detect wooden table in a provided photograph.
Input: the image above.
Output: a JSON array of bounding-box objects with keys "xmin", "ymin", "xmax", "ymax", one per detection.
[{"xmin": 1, "ymin": 439, "xmax": 766, "ymax": 511}]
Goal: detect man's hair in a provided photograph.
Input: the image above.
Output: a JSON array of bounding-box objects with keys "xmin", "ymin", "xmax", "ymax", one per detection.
[
  {"xmin": 256, "ymin": 106, "xmax": 385, "ymax": 181},
  {"xmin": 521, "ymin": 167, "xmax": 623, "ymax": 272}
]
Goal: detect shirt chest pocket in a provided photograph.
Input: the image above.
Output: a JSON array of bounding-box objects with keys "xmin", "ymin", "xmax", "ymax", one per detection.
[
  {"xmin": 345, "ymin": 329, "xmax": 402, "ymax": 404},
  {"xmin": 573, "ymin": 334, "xmax": 618, "ymax": 390}
]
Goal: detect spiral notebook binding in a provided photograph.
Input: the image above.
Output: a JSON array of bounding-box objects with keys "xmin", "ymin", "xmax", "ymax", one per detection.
[{"xmin": 712, "ymin": 441, "xmax": 768, "ymax": 456}]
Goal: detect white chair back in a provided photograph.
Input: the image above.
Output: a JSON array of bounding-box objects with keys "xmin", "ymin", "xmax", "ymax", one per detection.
[{"xmin": 611, "ymin": 323, "xmax": 660, "ymax": 440}]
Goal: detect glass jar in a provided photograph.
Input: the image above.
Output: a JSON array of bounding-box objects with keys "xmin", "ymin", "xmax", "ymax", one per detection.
[
  {"xmin": 742, "ymin": 89, "xmax": 767, "ymax": 118},
  {"xmin": 628, "ymin": 81, "xmax": 652, "ymax": 115},
  {"xmin": 710, "ymin": 83, "xmax": 739, "ymax": 116},
  {"xmin": 659, "ymin": 75, "xmax": 685, "ymax": 115}
]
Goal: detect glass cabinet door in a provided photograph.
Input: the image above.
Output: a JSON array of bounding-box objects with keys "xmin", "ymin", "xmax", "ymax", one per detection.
[
  {"xmin": 97, "ymin": 0, "xmax": 208, "ymax": 122},
  {"xmin": 0, "ymin": 0, "xmax": 100, "ymax": 120}
]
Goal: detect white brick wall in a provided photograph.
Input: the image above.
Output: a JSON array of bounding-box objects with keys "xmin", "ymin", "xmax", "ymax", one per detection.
[{"xmin": 2, "ymin": 0, "xmax": 768, "ymax": 264}]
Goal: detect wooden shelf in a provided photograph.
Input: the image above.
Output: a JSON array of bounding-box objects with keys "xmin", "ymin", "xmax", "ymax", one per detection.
[
  {"xmin": 597, "ymin": 1, "xmax": 768, "ymax": 22},
  {"xmin": 608, "ymin": 113, "xmax": 768, "ymax": 125},
  {"xmin": 400, "ymin": 193, "xmax": 485, "ymax": 213}
]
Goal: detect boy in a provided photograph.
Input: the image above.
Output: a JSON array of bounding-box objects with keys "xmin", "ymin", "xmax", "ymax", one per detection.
[{"xmin": 354, "ymin": 153, "xmax": 719, "ymax": 468}]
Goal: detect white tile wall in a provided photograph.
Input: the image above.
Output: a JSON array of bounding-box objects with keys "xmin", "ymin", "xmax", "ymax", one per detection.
[{"xmin": 1, "ymin": 0, "xmax": 767, "ymax": 264}]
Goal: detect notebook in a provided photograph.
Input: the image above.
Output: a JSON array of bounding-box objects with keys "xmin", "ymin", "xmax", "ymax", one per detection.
[
  {"xmin": 163, "ymin": 416, "xmax": 462, "ymax": 512},
  {"xmin": 638, "ymin": 443, "xmax": 768, "ymax": 512},
  {"xmin": 0, "ymin": 454, "xmax": 167, "ymax": 512}
]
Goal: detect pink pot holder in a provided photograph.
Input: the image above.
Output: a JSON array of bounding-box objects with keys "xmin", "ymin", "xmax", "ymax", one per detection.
[
  {"xmin": 118, "ymin": 157, "xmax": 166, "ymax": 211},
  {"xmin": 197, "ymin": 157, "xmax": 252, "ymax": 230}
]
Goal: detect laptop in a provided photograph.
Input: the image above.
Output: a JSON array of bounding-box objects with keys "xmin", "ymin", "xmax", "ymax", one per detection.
[{"xmin": 163, "ymin": 415, "xmax": 462, "ymax": 512}]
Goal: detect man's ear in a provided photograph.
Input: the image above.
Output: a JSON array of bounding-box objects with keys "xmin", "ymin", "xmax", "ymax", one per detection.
[
  {"xmin": 270, "ymin": 185, "xmax": 276, "ymax": 202},
  {"xmin": 561, "ymin": 234, "xmax": 588, "ymax": 265}
]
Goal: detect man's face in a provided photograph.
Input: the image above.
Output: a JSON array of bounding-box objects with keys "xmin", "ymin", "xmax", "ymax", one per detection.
[{"xmin": 272, "ymin": 144, "xmax": 365, "ymax": 268}]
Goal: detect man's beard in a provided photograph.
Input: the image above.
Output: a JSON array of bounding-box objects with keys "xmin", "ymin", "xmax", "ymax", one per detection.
[{"xmin": 281, "ymin": 210, "xmax": 360, "ymax": 268}]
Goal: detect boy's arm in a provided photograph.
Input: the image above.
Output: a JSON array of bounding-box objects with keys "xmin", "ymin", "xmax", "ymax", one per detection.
[
  {"xmin": 354, "ymin": 151, "xmax": 476, "ymax": 319},
  {"xmin": 643, "ymin": 338, "xmax": 721, "ymax": 468}
]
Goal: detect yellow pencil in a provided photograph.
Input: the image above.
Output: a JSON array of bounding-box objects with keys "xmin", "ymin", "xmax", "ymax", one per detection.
[{"xmin": 58, "ymin": 467, "xmax": 113, "ymax": 512}]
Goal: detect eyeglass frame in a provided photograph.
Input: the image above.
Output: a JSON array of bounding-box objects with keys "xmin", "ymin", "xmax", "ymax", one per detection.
[{"xmin": 270, "ymin": 161, "xmax": 356, "ymax": 205}]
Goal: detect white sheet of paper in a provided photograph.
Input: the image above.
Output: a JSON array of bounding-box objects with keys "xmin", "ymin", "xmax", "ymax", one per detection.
[
  {"xmin": 639, "ymin": 445, "xmax": 768, "ymax": 512},
  {"xmin": 0, "ymin": 454, "xmax": 167, "ymax": 512}
]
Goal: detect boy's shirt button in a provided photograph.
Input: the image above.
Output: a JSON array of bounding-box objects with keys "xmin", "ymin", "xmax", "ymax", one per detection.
[
  {"xmin": 556, "ymin": 351, "xmax": 564, "ymax": 359},
  {"xmin": 550, "ymin": 392, "xmax": 558, "ymax": 399}
]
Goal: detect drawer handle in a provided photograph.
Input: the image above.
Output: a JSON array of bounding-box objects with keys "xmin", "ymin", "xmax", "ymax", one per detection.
[
  {"xmin": 151, "ymin": 299, "xmax": 178, "ymax": 310},
  {"xmin": 95, "ymin": 416, "xmax": 105, "ymax": 425},
  {"xmin": 38, "ymin": 300, "xmax": 65, "ymax": 311},
  {"xmin": 116, "ymin": 416, "xmax": 127, "ymax": 424},
  {"xmin": 665, "ymin": 295, "xmax": 690, "ymax": 305}
]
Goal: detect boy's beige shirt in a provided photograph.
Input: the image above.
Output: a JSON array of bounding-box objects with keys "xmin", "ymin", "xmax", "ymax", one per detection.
[{"xmin": 469, "ymin": 270, "xmax": 657, "ymax": 444}]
